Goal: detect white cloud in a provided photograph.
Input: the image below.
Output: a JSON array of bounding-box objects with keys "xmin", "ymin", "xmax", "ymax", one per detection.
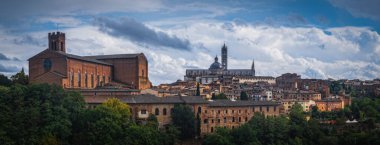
[{"xmin": 1, "ymin": 18, "xmax": 380, "ymax": 84}]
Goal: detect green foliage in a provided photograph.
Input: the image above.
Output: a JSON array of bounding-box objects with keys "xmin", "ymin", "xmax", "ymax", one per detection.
[
  {"xmin": 10, "ymin": 68, "xmax": 28, "ymax": 85},
  {"xmin": 0, "ymin": 74, "xmax": 12, "ymax": 86},
  {"xmin": 240, "ymin": 91, "xmax": 248, "ymax": 100},
  {"xmin": 196, "ymin": 83, "xmax": 200, "ymax": 96},
  {"xmin": 171, "ymin": 104, "xmax": 195, "ymax": 139},
  {"xmin": 212, "ymin": 93, "xmax": 228, "ymax": 100},
  {"xmin": 147, "ymin": 114, "xmax": 159, "ymax": 129},
  {"xmin": 0, "ymin": 84, "xmax": 84, "ymax": 145}
]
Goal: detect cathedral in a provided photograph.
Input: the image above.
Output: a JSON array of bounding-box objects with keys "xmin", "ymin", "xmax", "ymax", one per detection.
[
  {"xmin": 185, "ymin": 43, "xmax": 256, "ymax": 84},
  {"xmin": 28, "ymin": 31, "xmax": 151, "ymax": 90}
]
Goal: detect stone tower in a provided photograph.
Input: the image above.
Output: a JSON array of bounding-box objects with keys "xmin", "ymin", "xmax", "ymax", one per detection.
[
  {"xmin": 251, "ymin": 59, "xmax": 255, "ymax": 76},
  {"xmin": 48, "ymin": 32, "xmax": 66, "ymax": 53},
  {"xmin": 221, "ymin": 43, "xmax": 227, "ymax": 70}
]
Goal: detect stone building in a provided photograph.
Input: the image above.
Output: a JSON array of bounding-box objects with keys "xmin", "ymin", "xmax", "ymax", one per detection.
[
  {"xmin": 85, "ymin": 94, "xmax": 281, "ymax": 136},
  {"xmin": 315, "ymin": 98, "xmax": 345, "ymax": 111},
  {"xmin": 28, "ymin": 32, "xmax": 151, "ymax": 90}
]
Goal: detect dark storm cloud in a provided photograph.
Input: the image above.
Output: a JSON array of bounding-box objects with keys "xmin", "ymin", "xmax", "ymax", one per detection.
[
  {"xmin": 0, "ymin": 53, "xmax": 19, "ymax": 61},
  {"xmin": 13, "ymin": 35, "xmax": 45, "ymax": 46},
  {"xmin": 0, "ymin": 53, "xmax": 10, "ymax": 60},
  {"xmin": 95, "ymin": 17, "xmax": 192, "ymax": 51},
  {"xmin": 0, "ymin": 64, "xmax": 18, "ymax": 72},
  {"xmin": 329, "ymin": 0, "xmax": 380, "ymax": 22}
]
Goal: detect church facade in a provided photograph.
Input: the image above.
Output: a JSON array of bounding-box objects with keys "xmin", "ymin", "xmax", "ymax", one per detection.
[
  {"xmin": 185, "ymin": 44, "xmax": 256, "ymax": 84},
  {"xmin": 28, "ymin": 32, "xmax": 151, "ymax": 90}
]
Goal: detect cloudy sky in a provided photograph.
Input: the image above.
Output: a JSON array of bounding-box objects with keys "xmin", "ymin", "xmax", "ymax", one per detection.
[{"xmin": 0, "ymin": 0, "xmax": 379, "ymax": 85}]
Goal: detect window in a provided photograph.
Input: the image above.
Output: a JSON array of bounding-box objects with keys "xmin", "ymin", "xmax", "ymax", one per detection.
[
  {"xmin": 224, "ymin": 117, "xmax": 227, "ymax": 123},
  {"xmin": 232, "ymin": 117, "xmax": 235, "ymax": 122},
  {"xmin": 239, "ymin": 110, "xmax": 241, "ymax": 113},
  {"xmin": 218, "ymin": 119, "xmax": 220, "ymax": 123},
  {"xmin": 198, "ymin": 107, "xmax": 201, "ymax": 114},
  {"xmin": 97, "ymin": 75, "xmax": 100, "ymax": 86},
  {"xmin": 212, "ymin": 119, "xmax": 214, "ymax": 123},
  {"xmin": 274, "ymin": 106, "xmax": 277, "ymax": 111},
  {"xmin": 108, "ymin": 76, "xmax": 111, "ymax": 83},
  {"xmin": 85, "ymin": 73, "xmax": 88, "ymax": 88},
  {"xmin": 91, "ymin": 74, "xmax": 94, "ymax": 88},
  {"xmin": 155, "ymin": 108, "xmax": 160, "ymax": 115},
  {"xmin": 70, "ymin": 72, "xmax": 74, "ymax": 87},
  {"xmin": 211, "ymin": 127, "xmax": 214, "ymax": 133},
  {"xmin": 267, "ymin": 106, "xmax": 269, "ymax": 112},
  {"xmin": 218, "ymin": 110, "xmax": 220, "ymax": 114},
  {"xmin": 232, "ymin": 110, "xmax": 235, "ymax": 113},
  {"xmin": 204, "ymin": 119, "xmax": 208, "ymax": 124},
  {"xmin": 141, "ymin": 110, "xmax": 147, "ymax": 114},
  {"xmin": 245, "ymin": 117, "xmax": 248, "ymax": 122},
  {"xmin": 260, "ymin": 106, "xmax": 262, "ymax": 112},
  {"xmin": 238, "ymin": 117, "xmax": 241, "ymax": 122},
  {"xmin": 163, "ymin": 108, "xmax": 167, "ymax": 115},
  {"xmin": 103, "ymin": 75, "xmax": 106, "ymax": 84},
  {"xmin": 142, "ymin": 69, "xmax": 144, "ymax": 77},
  {"xmin": 253, "ymin": 107, "xmax": 255, "ymax": 112},
  {"xmin": 78, "ymin": 72, "xmax": 81, "ymax": 87},
  {"xmin": 225, "ymin": 110, "xmax": 228, "ymax": 114}
]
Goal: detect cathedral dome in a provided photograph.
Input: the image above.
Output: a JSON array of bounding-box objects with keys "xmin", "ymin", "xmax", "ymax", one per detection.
[{"xmin": 209, "ymin": 56, "xmax": 222, "ymax": 70}]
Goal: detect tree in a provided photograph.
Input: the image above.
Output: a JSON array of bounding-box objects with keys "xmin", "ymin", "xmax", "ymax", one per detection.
[
  {"xmin": 147, "ymin": 114, "xmax": 159, "ymax": 129},
  {"xmin": 74, "ymin": 98, "xmax": 131, "ymax": 145},
  {"xmin": 0, "ymin": 84, "xmax": 84, "ymax": 145},
  {"xmin": 211, "ymin": 93, "xmax": 216, "ymax": 100},
  {"xmin": 213, "ymin": 93, "xmax": 228, "ymax": 100},
  {"xmin": 196, "ymin": 83, "xmax": 200, "ymax": 96},
  {"xmin": 171, "ymin": 104, "xmax": 195, "ymax": 139},
  {"xmin": 0, "ymin": 74, "xmax": 12, "ymax": 86},
  {"xmin": 10, "ymin": 68, "xmax": 28, "ymax": 85},
  {"xmin": 240, "ymin": 91, "xmax": 248, "ymax": 100},
  {"xmin": 203, "ymin": 134, "xmax": 233, "ymax": 145}
]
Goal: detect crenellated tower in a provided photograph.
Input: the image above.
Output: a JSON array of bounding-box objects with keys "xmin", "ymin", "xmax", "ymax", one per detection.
[
  {"xmin": 221, "ymin": 43, "xmax": 227, "ymax": 70},
  {"xmin": 48, "ymin": 31, "xmax": 66, "ymax": 53}
]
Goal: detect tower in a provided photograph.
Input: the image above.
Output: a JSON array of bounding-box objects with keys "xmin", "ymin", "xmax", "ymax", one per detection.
[
  {"xmin": 221, "ymin": 43, "xmax": 227, "ymax": 70},
  {"xmin": 48, "ymin": 32, "xmax": 66, "ymax": 53},
  {"xmin": 251, "ymin": 59, "xmax": 255, "ymax": 76}
]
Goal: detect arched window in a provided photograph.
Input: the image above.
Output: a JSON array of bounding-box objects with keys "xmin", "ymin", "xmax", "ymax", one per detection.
[
  {"xmin": 155, "ymin": 108, "xmax": 160, "ymax": 115},
  {"xmin": 91, "ymin": 74, "xmax": 94, "ymax": 88},
  {"xmin": 78, "ymin": 71, "xmax": 81, "ymax": 87},
  {"xmin": 163, "ymin": 108, "xmax": 167, "ymax": 115},
  {"xmin": 197, "ymin": 106, "xmax": 201, "ymax": 114},
  {"xmin": 85, "ymin": 72, "xmax": 88, "ymax": 88}
]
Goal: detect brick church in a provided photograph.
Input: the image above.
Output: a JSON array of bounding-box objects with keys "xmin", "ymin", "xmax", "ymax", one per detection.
[{"xmin": 28, "ymin": 31, "xmax": 151, "ymax": 90}]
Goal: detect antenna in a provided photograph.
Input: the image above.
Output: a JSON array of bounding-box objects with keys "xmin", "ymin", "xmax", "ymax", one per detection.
[{"xmin": 56, "ymin": 23, "xmax": 59, "ymax": 32}]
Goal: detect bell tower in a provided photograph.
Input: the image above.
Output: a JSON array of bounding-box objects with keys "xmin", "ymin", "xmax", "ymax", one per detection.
[
  {"xmin": 221, "ymin": 43, "xmax": 227, "ymax": 70},
  {"xmin": 48, "ymin": 31, "xmax": 66, "ymax": 53}
]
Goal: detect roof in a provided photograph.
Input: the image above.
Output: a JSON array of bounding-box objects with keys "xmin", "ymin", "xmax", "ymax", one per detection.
[
  {"xmin": 28, "ymin": 49, "xmax": 112, "ymax": 66},
  {"xmin": 85, "ymin": 94, "xmax": 209, "ymax": 104},
  {"xmin": 55, "ymin": 51, "xmax": 112, "ymax": 65},
  {"xmin": 208, "ymin": 100, "xmax": 280, "ymax": 107},
  {"xmin": 84, "ymin": 53, "xmax": 143, "ymax": 60},
  {"xmin": 122, "ymin": 95, "xmax": 183, "ymax": 104}
]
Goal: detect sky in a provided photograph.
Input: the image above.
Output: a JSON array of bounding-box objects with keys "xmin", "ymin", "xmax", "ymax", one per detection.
[{"xmin": 0, "ymin": 0, "xmax": 380, "ymax": 85}]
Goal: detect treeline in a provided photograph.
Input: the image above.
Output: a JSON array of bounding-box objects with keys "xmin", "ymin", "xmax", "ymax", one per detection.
[
  {"xmin": 203, "ymin": 101, "xmax": 380, "ymax": 145},
  {"xmin": 0, "ymin": 83, "xmax": 187, "ymax": 145}
]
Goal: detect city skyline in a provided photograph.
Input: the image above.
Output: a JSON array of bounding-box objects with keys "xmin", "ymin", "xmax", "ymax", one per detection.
[{"xmin": 0, "ymin": 0, "xmax": 380, "ymax": 85}]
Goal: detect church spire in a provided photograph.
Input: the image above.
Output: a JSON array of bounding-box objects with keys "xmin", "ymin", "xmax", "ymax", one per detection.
[{"xmin": 251, "ymin": 58, "xmax": 255, "ymax": 76}]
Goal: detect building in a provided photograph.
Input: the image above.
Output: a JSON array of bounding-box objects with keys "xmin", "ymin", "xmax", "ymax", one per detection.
[
  {"xmin": 28, "ymin": 32, "xmax": 151, "ymax": 90},
  {"xmin": 315, "ymin": 98, "xmax": 345, "ymax": 111},
  {"xmin": 281, "ymin": 99, "xmax": 316, "ymax": 114},
  {"xmin": 276, "ymin": 73, "xmax": 301, "ymax": 90},
  {"xmin": 85, "ymin": 94, "xmax": 281, "ymax": 136},
  {"xmin": 185, "ymin": 43, "xmax": 256, "ymax": 82}
]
